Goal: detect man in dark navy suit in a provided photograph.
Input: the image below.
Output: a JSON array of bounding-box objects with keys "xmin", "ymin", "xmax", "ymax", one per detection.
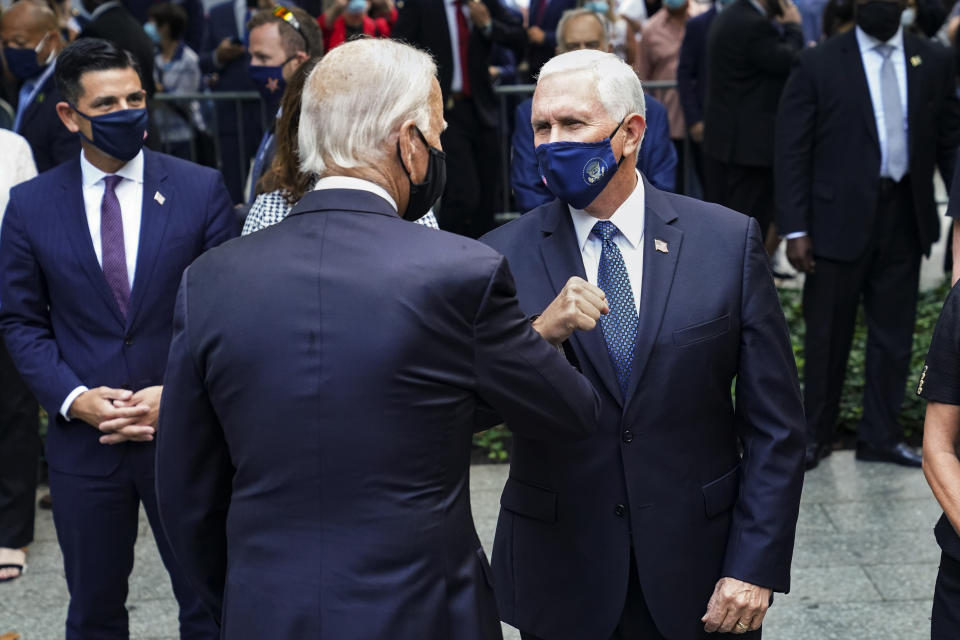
[
  {"xmin": 154, "ymin": 38, "xmax": 600, "ymax": 639},
  {"xmin": 0, "ymin": 38, "xmax": 235, "ymax": 639},
  {"xmin": 525, "ymin": 0, "xmax": 577, "ymax": 77},
  {"xmin": 482, "ymin": 49, "xmax": 806, "ymax": 640},
  {"xmin": 0, "ymin": 0, "xmax": 80, "ymax": 171}
]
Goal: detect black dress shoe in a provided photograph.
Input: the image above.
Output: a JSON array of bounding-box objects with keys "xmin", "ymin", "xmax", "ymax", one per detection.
[
  {"xmin": 804, "ymin": 442, "xmax": 832, "ymax": 471},
  {"xmin": 855, "ymin": 441, "xmax": 922, "ymax": 468}
]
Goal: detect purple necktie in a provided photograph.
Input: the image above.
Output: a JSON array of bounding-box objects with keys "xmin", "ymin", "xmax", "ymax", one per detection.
[{"xmin": 100, "ymin": 175, "xmax": 130, "ymax": 317}]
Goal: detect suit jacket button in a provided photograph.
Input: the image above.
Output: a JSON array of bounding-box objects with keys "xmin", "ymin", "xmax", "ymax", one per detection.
[
  {"xmin": 124, "ymin": 336, "xmax": 133, "ymax": 346},
  {"xmin": 622, "ymin": 429, "xmax": 634, "ymax": 444},
  {"xmin": 614, "ymin": 504, "xmax": 626, "ymax": 517}
]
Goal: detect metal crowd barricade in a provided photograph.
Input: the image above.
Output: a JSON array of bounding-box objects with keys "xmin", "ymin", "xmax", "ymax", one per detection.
[
  {"xmin": 494, "ymin": 80, "xmax": 688, "ymax": 218},
  {"xmin": 151, "ymin": 91, "xmax": 267, "ymax": 192}
]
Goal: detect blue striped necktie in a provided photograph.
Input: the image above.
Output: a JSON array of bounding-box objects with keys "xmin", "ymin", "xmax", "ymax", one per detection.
[{"xmin": 591, "ymin": 220, "xmax": 638, "ymax": 394}]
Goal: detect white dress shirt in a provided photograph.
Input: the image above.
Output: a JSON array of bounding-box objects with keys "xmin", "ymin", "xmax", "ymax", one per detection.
[
  {"xmin": 314, "ymin": 175, "xmax": 399, "ymax": 209},
  {"xmin": 445, "ymin": 0, "xmax": 467, "ymax": 93},
  {"xmin": 568, "ymin": 171, "xmax": 645, "ymax": 314},
  {"xmin": 62, "ymin": 150, "xmax": 145, "ymax": 418},
  {"xmin": 855, "ymin": 25, "xmax": 909, "ymax": 178},
  {"xmin": 0, "ymin": 130, "xmax": 37, "ymax": 226}
]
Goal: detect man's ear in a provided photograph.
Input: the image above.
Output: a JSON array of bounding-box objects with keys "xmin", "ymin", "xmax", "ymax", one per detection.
[
  {"xmin": 621, "ymin": 112, "xmax": 647, "ymax": 158},
  {"xmin": 397, "ymin": 119, "xmax": 419, "ymax": 176},
  {"xmin": 55, "ymin": 102, "xmax": 81, "ymax": 133}
]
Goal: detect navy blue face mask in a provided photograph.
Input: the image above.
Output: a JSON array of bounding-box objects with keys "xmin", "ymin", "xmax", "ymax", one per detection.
[
  {"xmin": 3, "ymin": 34, "xmax": 52, "ymax": 81},
  {"xmin": 535, "ymin": 119, "xmax": 627, "ymax": 209},
  {"xmin": 70, "ymin": 104, "xmax": 149, "ymax": 161},
  {"xmin": 248, "ymin": 58, "xmax": 293, "ymax": 117}
]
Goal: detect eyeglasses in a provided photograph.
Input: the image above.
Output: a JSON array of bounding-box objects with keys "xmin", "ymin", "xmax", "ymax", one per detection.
[{"xmin": 272, "ymin": 5, "xmax": 307, "ymax": 44}]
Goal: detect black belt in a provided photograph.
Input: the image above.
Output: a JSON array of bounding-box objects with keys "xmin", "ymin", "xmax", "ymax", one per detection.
[{"xmin": 878, "ymin": 175, "xmax": 909, "ymax": 195}]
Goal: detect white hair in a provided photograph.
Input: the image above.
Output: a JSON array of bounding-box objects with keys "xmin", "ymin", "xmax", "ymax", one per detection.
[
  {"xmin": 537, "ymin": 49, "xmax": 646, "ymax": 123},
  {"xmin": 299, "ymin": 38, "xmax": 437, "ymax": 176}
]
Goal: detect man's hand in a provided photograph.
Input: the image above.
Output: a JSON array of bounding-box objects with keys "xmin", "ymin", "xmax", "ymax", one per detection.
[
  {"xmin": 532, "ymin": 277, "xmax": 609, "ymax": 346},
  {"xmin": 215, "ymin": 38, "xmax": 244, "ymax": 66},
  {"xmin": 688, "ymin": 121, "xmax": 705, "ymax": 144},
  {"xmin": 786, "ymin": 236, "xmax": 815, "ymax": 274},
  {"xmin": 701, "ymin": 577, "xmax": 772, "ymax": 634},
  {"xmin": 69, "ymin": 387, "xmax": 151, "ymax": 443},
  {"xmin": 97, "ymin": 386, "xmax": 164, "ymax": 445},
  {"xmin": 527, "ymin": 25, "xmax": 546, "ymax": 44},
  {"xmin": 468, "ymin": 0, "xmax": 491, "ymax": 29},
  {"xmin": 776, "ymin": 0, "xmax": 801, "ymax": 25}
]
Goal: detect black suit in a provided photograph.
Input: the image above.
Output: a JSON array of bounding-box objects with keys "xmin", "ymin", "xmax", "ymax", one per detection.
[
  {"xmin": 392, "ymin": 0, "xmax": 525, "ymax": 237},
  {"xmin": 703, "ymin": 0, "xmax": 802, "ymax": 232},
  {"xmin": 775, "ymin": 29, "xmax": 960, "ymax": 449},
  {"xmin": 15, "ymin": 72, "xmax": 80, "ymax": 173},
  {"xmin": 80, "ymin": 2, "xmax": 157, "ymax": 96}
]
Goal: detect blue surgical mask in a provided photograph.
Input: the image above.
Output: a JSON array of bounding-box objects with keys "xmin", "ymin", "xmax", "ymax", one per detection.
[
  {"xmin": 347, "ymin": 0, "xmax": 367, "ymax": 12},
  {"xmin": 144, "ymin": 22, "xmax": 162, "ymax": 45},
  {"xmin": 248, "ymin": 60, "xmax": 290, "ymax": 117},
  {"xmin": 70, "ymin": 104, "xmax": 149, "ymax": 161},
  {"xmin": 583, "ymin": 0, "xmax": 609, "ymax": 13},
  {"xmin": 535, "ymin": 119, "xmax": 626, "ymax": 209},
  {"xmin": 664, "ymin": 0, "xmax": 687, "ymax": 9},
  {"xmin": 3, "ymin": 32, "xmax": 52, "ymax": 81}
]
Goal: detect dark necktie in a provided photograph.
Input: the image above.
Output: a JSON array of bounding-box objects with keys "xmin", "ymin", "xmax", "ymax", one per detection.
[
  {"xmin": 454, "ymin": 0, "xmax": 472, "ymax": 96},
  {"xmin": 592, "ymin": 220, "xmax": 639, "ymax": 394},
  {"xmin": 101, "ymin": 174, "xmax": 130, "ymax": 317}
]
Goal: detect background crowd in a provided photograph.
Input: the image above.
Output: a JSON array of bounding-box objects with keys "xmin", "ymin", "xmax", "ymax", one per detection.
[{"xmin": 3, "ymin": 0, "xmax": 960, "ymax": 635}]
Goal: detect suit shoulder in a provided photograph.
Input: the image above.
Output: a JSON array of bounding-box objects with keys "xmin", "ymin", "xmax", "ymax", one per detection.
[
  {"xmin": 480, "ymin": 204, "xmax": 550, "ymax": 252},
  {"xmin": 148, "ymin": 150, "xmax": 222, "ymax": 184},
  {"xmin": 662, "ymin": 191, "xmax": 752, "ymax": 239}
]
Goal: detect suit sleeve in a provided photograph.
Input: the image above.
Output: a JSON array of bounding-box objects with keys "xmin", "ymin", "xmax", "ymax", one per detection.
[
  {"xmin": 484, "ymin": 0, "xmax": 527, "ymax": 50},
  {"xmin": 722, "ymin": 218, "xmax": 805, "ymax": 593},
  {"xmin": 774, "ymin": 53, "xmax": 817, "ymax": 236},
  {"xmin": 155, "ymin": 269, "xmax": 234, "ymax": 624},
  {"xmin": 745, "ymin": 20, "xmax": 802, "ymax": 76},
  {"xmin": 676, "ymin": 22, "xmax": 703, "ymax": 127},
  {"xmin": 935, "ymin": 48, "xmax": 960, "ymax": 191},
  {"xmin": 203, "ymin": 171, "xmax": 240, "ymax": 249},
  {"xmin": 0, "ymin": 193, "xmax": 85, "ymax": 417},
  {"xmin": 638, "ymin": 101, "xmax": 677, "ymax": 193},
  {"xmin": 511, "ymin": 103, "xmax": 552, "ymax": 212},
  {"xmin": 473, "ymin": 256, "xmax": 600, "ymax": 441}
]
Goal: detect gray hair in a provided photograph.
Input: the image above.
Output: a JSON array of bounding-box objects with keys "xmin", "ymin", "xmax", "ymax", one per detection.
[
  {"xmin": 299, "ymin": 38, "xmax": 437, "ymax": 176},
  {"xmin": 537, "ymin": 49, "xmax": 645, "ymax": 123},
  {"xmin": 556, "ymin": 9, "xmax": 609, "ymax": 53}
]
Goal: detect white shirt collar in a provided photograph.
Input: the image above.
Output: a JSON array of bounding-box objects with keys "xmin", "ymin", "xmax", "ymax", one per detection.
[
  {"xmin": 855, "ymin": 25, "xmax": 905, "ymax": 53},
  {"xmin": 313, "ymin": 176, "xmax": 398, "ymax": 212},
  {"xmin": 80, "ymin": 149, "xmax": 145, "ymax": 188},
  {"xmin": 568, "ymin": 171, "xmax": 645, "ymax": 252}
]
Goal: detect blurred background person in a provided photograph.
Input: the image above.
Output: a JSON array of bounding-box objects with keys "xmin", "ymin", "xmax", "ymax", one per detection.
[
  {"xmin": 1, "ymin": 0, "xmax": 78, "ymax": 171},
  {"xmin": 125, "ymin": 0, "xmax": 203, "ymax": 51},
  {"xmin": 318, "ymin": 0, "xmax": 392, "ymax": 51},
  {"xmin": 0, "ymin": 129, "xmax": 39, "ymax": 586},
  {"xmin": 147, "ymin": 1, "xmax": 205, "ymax": 160},
  {"xmin": 822, "ymin": 0, "xmax": 856, "ymax": 37},
  {"xmin": 526, "ymin": 0, "xmax": 578, "ymax": 77},
  {"xmin": 921, "ymin": 281, "xmax": 960, "ymax": 640},
  {"xmin": 392, "ymin": 0, "xmax": 526, "ymax": 237},
  {"xmin": 511, "ymin": 8, "xmax": 676, "ymax": 212},
  {"xmin": 633, "ymin": 0, "xmax": 702, "ymax": 190},
  {"xmin": 78, "ymin": 0, "xmax": 156, "ymax": 95}
]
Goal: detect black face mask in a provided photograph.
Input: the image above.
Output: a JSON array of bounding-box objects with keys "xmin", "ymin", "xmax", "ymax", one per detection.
[
  {"xmin": 398, "ymin": 127, "xmax": 447, "ymax": 222},
  {"xmin": 857, "ymin": 0, "xmax": 904, "ymax": 42}
]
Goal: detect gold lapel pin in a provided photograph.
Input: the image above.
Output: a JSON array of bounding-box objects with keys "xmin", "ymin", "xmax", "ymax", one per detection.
[
  {"xmin": 154, "ymin": 191, "xmax": 165, "ymax": 205},
  {"xmin": 910, "ymin": 55, "xmax": 922, "ymax": 67},
  {"xmin": 654, "ymin": 238, "xmax": 668, "ymax": 254}
]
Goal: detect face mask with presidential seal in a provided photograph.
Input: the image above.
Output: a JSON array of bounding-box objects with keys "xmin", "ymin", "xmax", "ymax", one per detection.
[{"xmin": 535, "ymin": 119, "xmax": 626, "ymax": 209}]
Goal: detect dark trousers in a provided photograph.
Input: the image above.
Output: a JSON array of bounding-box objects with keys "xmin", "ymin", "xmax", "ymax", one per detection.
[
  {"xmin": 439, "ymin": 97, "xmax": 500, "ymax": 239},
  {"xmin": 803, "ymin": 177, "xmax": 921, "ymax": 448},
  {"xmin": 718, "ymin": 163, "xmax": 774, "ymax": 239},
  {"xmin": 49, "ymin": 444, "xmax": 217, "ymax": 640},
  {"xmin": 933, "ymin": 551, "xmax": 960, "ymax": 640},
  {"xmin": 0, "ymin": 341, "xmax": 39, "ymax": 550}
]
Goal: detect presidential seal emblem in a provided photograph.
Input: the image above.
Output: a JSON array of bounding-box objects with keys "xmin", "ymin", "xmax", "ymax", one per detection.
[{"xmin": 583, "ymin": 157, "xmax": 607, "ymax": 185}]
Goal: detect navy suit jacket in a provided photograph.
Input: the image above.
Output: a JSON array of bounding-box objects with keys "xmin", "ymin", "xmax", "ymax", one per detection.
[
  {"xmin": 154, "ymin": 188, "xmax": 600, "ymax": 638},
  {"xmin": 481, "ymin": 181, "xmax": 805, "ymax": 639},
  {"xmin": 676, "ymin": 6, "xmax": 715, "ymax": 129},
  {"xmin": 16, "ymin": 72, "xmax": 80, "ymax": 173},
  {"xmin": 511, "ymin": 95, "xmax": 677, "ymax": 213},
  {"xmin": 0, "ymin": 149, "xmax": 236, "ymax": 477}
]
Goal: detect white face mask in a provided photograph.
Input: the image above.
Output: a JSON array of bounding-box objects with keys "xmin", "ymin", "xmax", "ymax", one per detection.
[{"xmin": 900, "ymin": 6, "xmax": 916, "ymax": 26}]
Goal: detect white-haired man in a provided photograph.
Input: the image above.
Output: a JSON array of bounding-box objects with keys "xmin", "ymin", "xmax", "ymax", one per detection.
[
  {"xmin": 153, "ymin": 38, "xmax": 601, "ymax": 639},
  {"xmin": 481, "ymin": 49, "xmax": 806, "ymax": 639}
]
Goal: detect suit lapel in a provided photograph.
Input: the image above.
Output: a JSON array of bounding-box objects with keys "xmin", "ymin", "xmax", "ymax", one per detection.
[
  {"xmin": 623, "ymin": 181, "xmax": 682, "ymax": 406},
  {"xmin": 904, "ymin": 34, "xmax": 921, "ymax": 159},
  {"xmin": 126, "ymin": 151, "xmax": 171, "ymax": 330},
  {"xmin": 841, "ymin": 31, "xmax": 880, "ymax": 152},
  {"xmin": 537, "ymin": 200, "xmax": 624, "ymax": 405},
  {"xmin": 59, "ymin": 159, "xmax": 126, "ymax": 327}
]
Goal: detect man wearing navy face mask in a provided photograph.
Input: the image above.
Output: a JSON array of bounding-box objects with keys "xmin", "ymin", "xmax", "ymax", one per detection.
[
  {"xmin": 0, "ymin": 37, "xmax": 235, "ymax": 639},
  {"xmin": 0, "ymin": 0, "xmax": 79, "ymax": 171},
  {"xmin": 481, "ymin": 49, "xmax": 806, "ymax": 639},
  {"xmin": 245, "ymin": 5, "xmax": 323, "ymax": 206}
]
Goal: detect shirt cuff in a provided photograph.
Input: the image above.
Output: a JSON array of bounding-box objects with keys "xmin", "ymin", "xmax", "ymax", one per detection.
[
  {"xmin": 61, "ymin": 385, "xmax": 89, "ymax": 420},
  {"xmin": 783, "ymin": 231, "xmax": 808, "ymax": 240}
]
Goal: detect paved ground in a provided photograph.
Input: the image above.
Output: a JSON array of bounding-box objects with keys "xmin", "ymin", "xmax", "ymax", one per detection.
[{"xmin": 0, "ymin": 451, "xmax": 943, "ymax": 639}]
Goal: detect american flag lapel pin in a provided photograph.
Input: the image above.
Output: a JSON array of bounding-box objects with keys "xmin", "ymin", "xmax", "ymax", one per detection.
[
  {"xmin": 154, "ymin": 191, "xmax": 165, "ymax": 205},
  {"xmin": 654, "ymin": 238, "xmax": 668, "ymax": 254}
]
